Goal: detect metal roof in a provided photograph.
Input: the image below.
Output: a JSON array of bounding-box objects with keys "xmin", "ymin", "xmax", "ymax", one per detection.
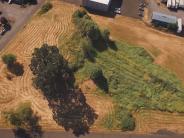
[
  {"xmin": 152, "ymin": 12, "xmax": 177, "ymax": 24},
  {"xmin": 89, "ymin": 0, "xmax": 111, "ymax": 5}
]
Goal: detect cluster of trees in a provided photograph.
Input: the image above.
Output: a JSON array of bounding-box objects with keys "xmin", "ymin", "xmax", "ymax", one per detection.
[
  {"xmin": 29, "ymin": 44, "xmax": 72, "ymax": 99},
  {"xmin": 72, "ymin": 9, "xmax": 110, "ymax": 51}
]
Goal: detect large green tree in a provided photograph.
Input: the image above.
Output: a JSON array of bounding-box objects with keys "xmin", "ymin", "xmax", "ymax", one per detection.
[{"xmin": 30, "ymin": 44, "xmax": 71, "ymax": 99}]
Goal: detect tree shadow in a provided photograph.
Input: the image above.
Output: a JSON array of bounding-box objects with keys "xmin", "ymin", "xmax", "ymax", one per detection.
[
  {"xmin": 108, "ymin": 40, "xmax": 118, "ymax": 51},
  {"xmin": 42, "ymin": 72, "xmax": 98, "ymax": 136},
  {"xmin": 153, "ymin": 129, "xmax": 181, "ymax": 136},
  {"xmin": 13, "ymin": 114, "xmax": 42, "ymax": 138},
  {"xmin": 93, "ymin": 76, "xmax": 109, "ymax": 93},
  {"xmin": 92, "ymin": 36, "xmax": 108, "ymax": 52},
  {"xmin": 8, "ymin": 62, "xmax": 24, "ymax": 76}
]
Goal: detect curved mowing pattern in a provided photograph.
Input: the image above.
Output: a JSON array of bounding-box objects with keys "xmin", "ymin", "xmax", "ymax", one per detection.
[{"xmin": 0, "ymin": 0, "xmax": 76, "ymax": 128}]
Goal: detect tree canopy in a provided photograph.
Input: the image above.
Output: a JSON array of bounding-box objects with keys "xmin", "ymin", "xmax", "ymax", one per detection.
[
  {"xmin": 2, "ymin": 54, "xmax": 17, "ymax": 66},
  {"xmin": 30, "ymin": 44, "xmax": 71, "ymax": 99}
]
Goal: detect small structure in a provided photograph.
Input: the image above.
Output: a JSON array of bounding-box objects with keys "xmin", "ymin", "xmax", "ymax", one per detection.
[
  {"xmin": 152, "ymin": 12, "xmax": 182, "ymax": 33},
  {"xmin": 82, "ymin": 0, "xmax": 112, "ymax": 12},
  {"xmin": 161, "ymin": 0, "xmax": 184, "ymax": 9}
]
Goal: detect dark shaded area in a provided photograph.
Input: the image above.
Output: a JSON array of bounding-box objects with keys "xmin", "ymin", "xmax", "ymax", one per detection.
[
  {"xmin": 51, "ymin": 89, "xmax": 98, "ymax": 137},
  {"xmin": 85, "ymin": 7, "xmax": 116, "ymax": 18},
  {"xmin": 93, "ymin": 76, "xmax": 109, "ymax": 93},
  {"xmin": 8, "ymin": 62, "xmax": 24, "ymax": 76},
  {"xmin": 154, "ymin": 129, "xmax": 179, "ymax": 136},
  {"xmin": 108, "ymin": 40, "xmax": 118, "ymax": 51},
  {"xmin": 43, "ymin": 69, "xmax": 97, "ymax": 136},
  {"xmin": 8, "ymin": 0, "xmax": 38, "ymax": 5},
  {"xmin": 30, "ymin": 45, "xmax": 98, "ymax": 136},
  {"xmin": 13, "ymin": 114, "xmax": 42, "ymax": 138}
]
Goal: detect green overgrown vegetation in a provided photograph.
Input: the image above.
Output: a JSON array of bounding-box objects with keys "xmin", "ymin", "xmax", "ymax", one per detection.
[
  {"xmin": 38, "ymin": 2, "xmax": 53, "ymax": 15},
  {"xmin": 59, "ymin": 9, "xmax": 184, "ymax": 131}
]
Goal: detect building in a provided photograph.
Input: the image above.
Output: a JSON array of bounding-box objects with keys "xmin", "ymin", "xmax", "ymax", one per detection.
[
  {"xmin": 152, "ymin": 12, "xmax": 182, "ymax": 33},
  {"xmin": 82, "ymin": 0, "xmax": 112, "ymax": 12},
  {"xmin": 161, "ymin": 0, "xmax": 184, "ymax": 9}
]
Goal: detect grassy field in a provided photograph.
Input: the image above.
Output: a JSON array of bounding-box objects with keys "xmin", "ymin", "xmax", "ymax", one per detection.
[{"xmin": 59, "ymin": 10, "xmax": 184, "ymax": 130}]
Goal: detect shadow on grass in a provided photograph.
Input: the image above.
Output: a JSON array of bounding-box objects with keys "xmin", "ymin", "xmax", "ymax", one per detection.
[
  {"xmin": 93, "ymin": 76, "xmax": 109, "ymax": 93},
  {"xmin": 8, "ymin": 62, "xmax": 24, "ymax": 76}
]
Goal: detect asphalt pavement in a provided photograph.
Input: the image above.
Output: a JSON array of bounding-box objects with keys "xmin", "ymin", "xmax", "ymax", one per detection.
[{"xmin": 0, "ymin": 129, "xmax": 184, "ymax": 138}]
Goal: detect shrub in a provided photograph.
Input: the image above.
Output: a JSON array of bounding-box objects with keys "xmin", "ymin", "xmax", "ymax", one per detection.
[
  {"xmin": 72, "ymin": 9, "xmax": 88, "ymax": 23},
  {"xmin": 4, "ymin": 103, "xmax": 33, "ymax": 128},
  {"xmin": 80, "ymin": 38, "xmax": 96, "ymax": 60},
  {"xmin": 2, "ymin": 54, "xmax": 17, "ymax": 66},
  {"xmin": 72, "ymin": 9, "xmax": 101, "ymax": 41},
  {"xmin": 120, "ymin": 113, "xmax": 135, "ymax": 131},
  {"xmin": 38, "ymin": 2, "xmax": 53, "ymax": 15}
]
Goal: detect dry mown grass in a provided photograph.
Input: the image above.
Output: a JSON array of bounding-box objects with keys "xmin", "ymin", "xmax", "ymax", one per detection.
[{"xmin": 0, "ymin": 0, "xmax": 112, "ymax": 130}]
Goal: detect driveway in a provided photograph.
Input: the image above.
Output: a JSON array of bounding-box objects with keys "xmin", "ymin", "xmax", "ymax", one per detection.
[{"xmin": 0, "ymin": 0, "xmax": 45, "ymax": 50}]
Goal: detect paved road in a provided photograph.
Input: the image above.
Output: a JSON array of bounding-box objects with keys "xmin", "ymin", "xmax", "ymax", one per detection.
[
  {"xmin": 0, "ymin": 129, "xmax": 184, "ymax": 138},
  {"xmin": 0, "ymin": 0, "xmax": 45, "ymax": 50}
]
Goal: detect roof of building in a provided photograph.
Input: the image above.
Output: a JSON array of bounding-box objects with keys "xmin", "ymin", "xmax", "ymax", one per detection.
[
  {"xmin": 89, "ymin": 0, "xmax": 111, "ymax": 5},
  {"xmin": 152, "ymin": 12, "xmax": 177, "ymax": 24}
]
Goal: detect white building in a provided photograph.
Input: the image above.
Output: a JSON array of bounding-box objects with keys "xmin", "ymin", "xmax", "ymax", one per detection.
[{"xmin": 82, "ymin": 0, "xmax": 112, "ymax": 12}]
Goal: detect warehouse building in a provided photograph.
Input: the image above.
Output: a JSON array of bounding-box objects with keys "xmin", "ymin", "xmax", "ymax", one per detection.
[
  {"xmin": 82, "ymin": 0, "xmax": 112, "ymax": 12},
  {"xmin": 152, "ymin": 12, "xmax": 182, "ymax": 33}
]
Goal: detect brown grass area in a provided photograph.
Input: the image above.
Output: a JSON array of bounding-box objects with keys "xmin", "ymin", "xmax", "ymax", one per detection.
[
  {"xmin": 0, "ymin": 0, "xmax": 113, "ymax": 130},
  {"xmin": 134, "ymin": 110, "xmax": 184, "ymax": 134}
]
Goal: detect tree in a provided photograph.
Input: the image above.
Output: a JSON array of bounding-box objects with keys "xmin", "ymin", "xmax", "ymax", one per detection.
[
  {"xmin": 2, "ymin": 54, "xmax": 16, "ymax": 67},
  {"xmin": 4, "ymin": 103, "xmax": 33, "ymax": 128},
  {"xmin": 4, "ymin": 103, "xmax": 42, "ymax": 138},
  {"xmin": 29, "ymin": 44, "xmax": 70, "ymax": 99}
]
